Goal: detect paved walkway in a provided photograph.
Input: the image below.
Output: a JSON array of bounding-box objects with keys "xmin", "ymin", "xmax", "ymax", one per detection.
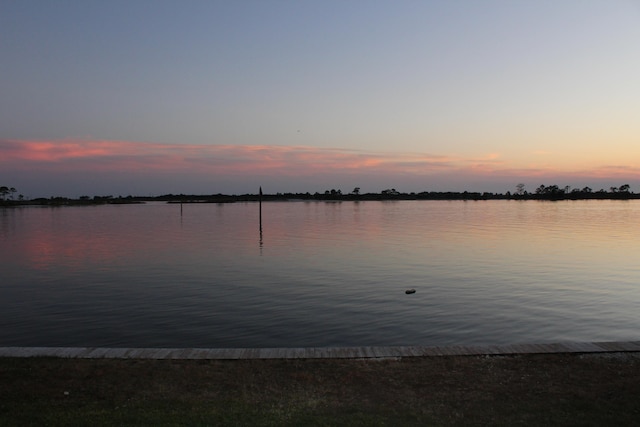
[{"xmin": 1, "ymin": 341, "xmax": 639, "ymax": 360}]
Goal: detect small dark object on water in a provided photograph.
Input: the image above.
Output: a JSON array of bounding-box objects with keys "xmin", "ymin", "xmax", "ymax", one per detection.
[{"xmin": 405, "ymin": 289, "xmax": 416, "ymax": 294}]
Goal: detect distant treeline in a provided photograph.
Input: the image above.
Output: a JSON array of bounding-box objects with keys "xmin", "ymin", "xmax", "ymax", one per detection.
[{"xmin": 1, "ymin": 183, "xmax": 638, "ymax": 206}]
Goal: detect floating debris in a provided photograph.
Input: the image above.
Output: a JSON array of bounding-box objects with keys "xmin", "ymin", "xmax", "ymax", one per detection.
[{"xmin": 405, "ymin": 289, "xmax": 416, "ymax": 294}]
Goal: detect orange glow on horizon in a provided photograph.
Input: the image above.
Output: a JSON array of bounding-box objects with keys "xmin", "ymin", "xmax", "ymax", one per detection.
[{"xmin": 1, "ymin": 138, "xmax": 639, "ymax": 183}]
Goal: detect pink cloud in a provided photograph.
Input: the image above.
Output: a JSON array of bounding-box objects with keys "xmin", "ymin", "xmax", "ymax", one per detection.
[
  {"xmin": 587, "ymin": 165, "xmax": 640, "ymax": 178},
  {"xmin": 2, "ymin": 138, "xmax": 639, "ymax": 196},
  {"xmin": 0, "ymin": 138, "xmax": 463, "ymax": 176}
]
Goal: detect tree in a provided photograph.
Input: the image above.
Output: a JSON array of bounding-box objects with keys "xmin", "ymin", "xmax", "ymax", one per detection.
[
  {"xmin": 352, "ymin": 187, "xmax": 360, "ymax": 196},
  {"xmin": 534, "ymin": 184, "xmax": 564, "ymax": 197},
  {"xmin": 515, "ymin": 183, "xmax": 525, "ymax": 195},
  {"xmin": 0, "ymin": 186, "xmax": 10, "ymax": 200},
  {"xmin": 548, "ymin": 185, "xmax": 561, "ymax": 194},
  {"xmin": 619, "ymin": 184, "xmax": 631, "ymax": 193}
]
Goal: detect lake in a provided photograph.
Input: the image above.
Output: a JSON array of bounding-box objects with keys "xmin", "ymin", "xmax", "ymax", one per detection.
[{"xmin": 1, "ymin": 200, "xmax": 639, "ymax": 348}]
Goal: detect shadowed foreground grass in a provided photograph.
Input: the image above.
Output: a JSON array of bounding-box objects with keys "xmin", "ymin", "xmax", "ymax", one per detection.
[{"xmin": 1, "ymin": 352, "xmax": 639, "ymax": 426}]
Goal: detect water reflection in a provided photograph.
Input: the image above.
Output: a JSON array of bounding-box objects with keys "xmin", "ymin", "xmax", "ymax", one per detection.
[
  {"xmin": 1, "ymin": 200, "xmax": 639, "ymax": 348},
  {"xmin": 4, "ymin": 200, "xmax": 640, "ymax": 272}
]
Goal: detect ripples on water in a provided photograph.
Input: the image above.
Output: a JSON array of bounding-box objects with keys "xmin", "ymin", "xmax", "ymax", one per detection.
[{"xmin": 1, "ymin": 200, "xmax": 639, "ymax": 347}]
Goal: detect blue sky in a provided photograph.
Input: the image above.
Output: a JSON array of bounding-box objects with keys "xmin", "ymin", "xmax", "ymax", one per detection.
[{"xmin": 1, "ymin": 0, "xmax": 639, "ymax": 197}]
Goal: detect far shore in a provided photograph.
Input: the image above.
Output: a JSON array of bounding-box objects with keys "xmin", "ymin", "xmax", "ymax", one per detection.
[{"xmin": 2, "ymin": 187, "xmax": 639, "ymax": 207}]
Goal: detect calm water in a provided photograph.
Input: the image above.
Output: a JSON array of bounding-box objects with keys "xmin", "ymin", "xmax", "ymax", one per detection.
[{"xmin": 1, "ymin": 200, "xmax": 639, "ymax": 348}]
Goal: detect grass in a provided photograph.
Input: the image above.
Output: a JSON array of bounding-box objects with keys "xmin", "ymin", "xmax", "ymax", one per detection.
[{"xmin": 1, "ymin": 352, "xmax": 639, "ymax": 426}]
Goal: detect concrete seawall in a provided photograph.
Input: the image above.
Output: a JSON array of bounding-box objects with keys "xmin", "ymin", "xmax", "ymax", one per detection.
[{"xmin": 1, "ymin": 340, "xmax": 639, "ymax": 360}]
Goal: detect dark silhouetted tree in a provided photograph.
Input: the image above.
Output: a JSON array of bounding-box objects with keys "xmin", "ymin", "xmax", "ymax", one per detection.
[{"xmin": 0, "ymin": 186, "xmax": 13, "ymax": 200}]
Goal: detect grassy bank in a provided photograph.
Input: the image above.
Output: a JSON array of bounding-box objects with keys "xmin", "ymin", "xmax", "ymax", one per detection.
[{"xmin": 1, "ymin": 353, "xmax": 639, "ymax": 426}]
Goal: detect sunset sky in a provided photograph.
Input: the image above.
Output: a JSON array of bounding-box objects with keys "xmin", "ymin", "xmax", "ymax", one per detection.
[{"xmin": 2, "ymin": 1, "xmax": 639, "ymax": 198}]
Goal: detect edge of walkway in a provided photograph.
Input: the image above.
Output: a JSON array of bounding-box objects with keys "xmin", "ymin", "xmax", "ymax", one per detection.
[{"xmin": 1, "ymin": 341, "xmax": 639, "ymax": 360}]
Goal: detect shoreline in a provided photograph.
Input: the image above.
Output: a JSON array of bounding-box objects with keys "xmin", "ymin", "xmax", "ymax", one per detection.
[
  {"xmin": 2, "ymin": 340, "xmax": 639, "ymax": 360},
  {"xmin": 3, "ymin": 190, "xmax": 640, "ymax": 207}
]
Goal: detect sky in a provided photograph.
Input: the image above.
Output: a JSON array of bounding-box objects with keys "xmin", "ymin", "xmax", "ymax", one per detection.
[{"xmin": 1, "ymin": 0, "xmax": 640, "ymax": 198}]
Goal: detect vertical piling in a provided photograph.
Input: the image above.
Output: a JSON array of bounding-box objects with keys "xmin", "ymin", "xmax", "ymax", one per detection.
[
  {"xmin": 259, "ymin": 187, "xmax": 263, "ymax": 250},
  {"xmin": 259, "ymin": 186, "xmax": 263, "ymax": 232}
]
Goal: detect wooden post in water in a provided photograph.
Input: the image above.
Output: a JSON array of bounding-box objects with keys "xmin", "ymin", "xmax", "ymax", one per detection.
[
  {"xmin": 259, "ymin": 186, "xmax": 263, "ymax": 232},
  {"xmin": 259, "ymin": 186, "xmax": 263, "ymax": 250}
]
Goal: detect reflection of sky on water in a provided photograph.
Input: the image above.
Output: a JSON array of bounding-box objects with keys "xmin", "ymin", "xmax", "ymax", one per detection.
[
  {"xmin": 1, "ymin": 200, "xmax": 639, "ymax": 348},
  {"xmin": 5, "ymin": 200, "xmax": 638, "ymax": 271}
]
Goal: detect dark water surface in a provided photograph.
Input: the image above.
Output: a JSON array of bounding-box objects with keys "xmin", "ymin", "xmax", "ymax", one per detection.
[{"xmin": 1, "ymin": 200, "xmax": 639, "ymax": 348}]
